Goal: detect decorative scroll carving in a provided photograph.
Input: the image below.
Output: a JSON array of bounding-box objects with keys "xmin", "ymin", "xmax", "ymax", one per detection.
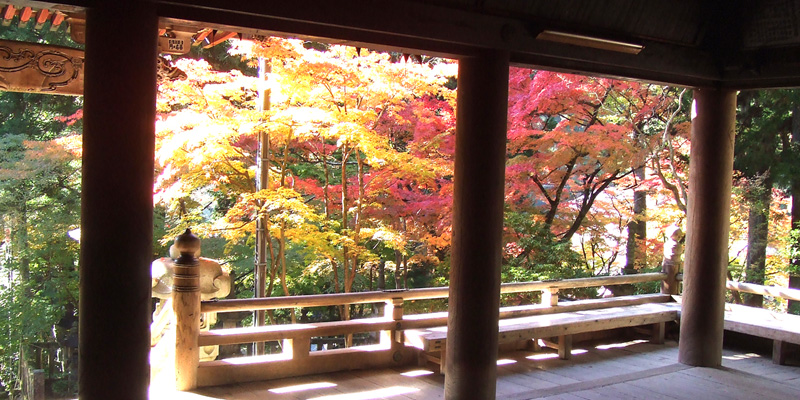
[{"xmin": 0, "ymin": 40, "xmax": 84, "ymax": 95}]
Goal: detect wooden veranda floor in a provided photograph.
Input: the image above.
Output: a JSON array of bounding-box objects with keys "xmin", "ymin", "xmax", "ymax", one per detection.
[{"xmin": 150, "ymin": 339, "xmax": 800, "ymax": 400}]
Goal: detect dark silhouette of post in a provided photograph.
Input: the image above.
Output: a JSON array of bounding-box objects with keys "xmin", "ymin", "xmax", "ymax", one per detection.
[
  {"xmin": 445, "ymin": 50, "xmax": 509, "ymax": 400},
  {"xmin": 678, "ymin": 88, "xmax": 736, "ymax": 367},
  {"xmin": 80, "ymin": 2, "xmax": 157, "ymax": 399}
]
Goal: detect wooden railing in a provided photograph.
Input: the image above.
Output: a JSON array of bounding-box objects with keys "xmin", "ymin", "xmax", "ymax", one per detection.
[
  {"xmin": 725, "ymin": 280, "xmax": 800, "ymax": 302},
  {"xmin": 168, "ymin": 228, "xmax": 680, "ymax": 389},
  {"xmin": 173, "ymin": 246, "xmax": 669, "ymax": 389},
  {"xmin": 676, "ymin": 273, "xmax": 800, "ymax": 303},
  {"xmin": 201, "ymin": 272, "xmax": 668, "ymax": 314},
  {"xmin": 169, "ymin": 230, "xmax": 800, "ymax": 387},
  {"xmin": 196, "ymin": 272, "xmax": 668, "ymax": 348}
]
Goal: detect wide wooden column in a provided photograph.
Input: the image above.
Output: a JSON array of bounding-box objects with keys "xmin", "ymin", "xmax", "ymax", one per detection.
[
  {"xmin": 445, "ymin": 50, "xmax": 509, "ymax": 400},
  {"xmin": 678, "ymin": 88, "xmax": 736, "ymax": 367},
  {"xmin": 80, "ymin": 2, "xmax": 157, "ymax": 399}
]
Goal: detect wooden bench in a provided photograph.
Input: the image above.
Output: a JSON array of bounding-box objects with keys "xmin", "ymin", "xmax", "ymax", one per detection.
[
  {"xmin": 402, "ymin": 300, "xmax": 680, "ymax": 373},
  {"xmin": 722, "ymin": 302, "xmax": 800, "ymax": 365}
]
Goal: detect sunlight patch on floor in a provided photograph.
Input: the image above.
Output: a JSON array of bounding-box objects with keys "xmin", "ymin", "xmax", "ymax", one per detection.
[
  {"xmin": 595, "ymin": 339, "xmax": 648, "ymax": 350},
  {"xmin": 723, "ymin": 352, "xmax": 761, "ymax": 361},
  {"xmin": 497, "ymin": 358, "xmax": 517, "ymax": 365},
  {"xmin": 526, "ymin": 348, "xmax": 587, "ymax": 360},
  {"xmin": 306, "ymin": 386, "xmax": 419, "ymax": 400},
  {"xmin": 149, "ymin": 387, "xmax": 225, "ymax": 400},
  {"xmin": 269, "ymin": 382, "xmax": 337, "ymax": 394},
  {"xmin": 527, "ymin": 353, "xmax": 559, "ymax": 360},
  {"xmin": 401, "ymin": 369, "xmax": 435, "ymax": 377}
]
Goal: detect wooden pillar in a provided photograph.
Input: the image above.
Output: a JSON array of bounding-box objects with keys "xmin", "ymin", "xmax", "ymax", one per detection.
[
  {"xmin": 678, "ymin": 88, "xmax": 736, "ymax": 367},
  {"xmin": 173, "ymin": 230, "xmax": 201, "ymax": 390},
  {"xmin": 79, "ymin": 2, "xmax": 157, "ymax": 399},
  {"xmin": 444, "ymin": 50, "xmax": 509, "ymax": 400}
]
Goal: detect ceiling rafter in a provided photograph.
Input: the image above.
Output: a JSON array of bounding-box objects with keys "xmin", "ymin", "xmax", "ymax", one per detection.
[{"xmin": 4, "ymin": 0, "xmax": 800, "ymax": 89}]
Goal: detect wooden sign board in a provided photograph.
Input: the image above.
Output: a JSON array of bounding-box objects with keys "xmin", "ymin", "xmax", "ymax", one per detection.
[
  {"xmin": 158, "ymin": 35, "xmax": 192, "ymax": 55},
  {"xmin": 0, "ymin": 39, "xmax": 84, "ymax": 96}
]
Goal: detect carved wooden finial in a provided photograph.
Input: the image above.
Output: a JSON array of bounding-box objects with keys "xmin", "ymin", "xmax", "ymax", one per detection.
[
  {"xmin": 172, "ymin": 228, "xmax": 201, "ymax": 390},
  {"xmin": 174, "ymin": 228, "xmax": 200, "ymax": 263}
]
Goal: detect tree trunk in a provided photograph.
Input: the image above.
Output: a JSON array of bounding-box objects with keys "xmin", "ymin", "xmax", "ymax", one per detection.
[
  {"xmin": 255, "ymin": 58, "xmax": 271, "ymax": 347},
  {"xmin": 340, "ymin": 146, "xmax": 352, "ymax": 345},
  {"xmin": 15, "ymin": 199, "xmax": 30, "ymax": 282},
  {"xmin": 279, "ymin": 130, "xmax": 295, "ymax": 323},
  {"xmin": 789, "ymin": 105, "xmax": 800, "ymax": 314},
  {"xmin": 743, "ymin": 177, "xmax": 771, "ymax": 307},
  {"xmin": 377, "ymin": 260, "xmax": 386, "ymax": 290},
  {"xmin": 615, "ymin": 166, "xmax": 646, "ymax": 296},
  {"xmin": 394, "ymin": 249, "xmax": 403, "ymax": 289},
  {"xmin": 625, "ymin": 166, "xmax": 647, "ymax": 275}
]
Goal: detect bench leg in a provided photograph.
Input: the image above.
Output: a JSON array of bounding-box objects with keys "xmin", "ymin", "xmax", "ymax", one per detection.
[
  {"xmin": 773, "ymin": 340, "xmax": 788, "ymax": 365},
  {"xmin": 651, "ymin": 322, "xmax": 666, "ymax": 345},
  {"xmin": 558, "ymin": 335, "xmax": 572, "ymax": 360},
  {"xmin": 439, "ymin": 347, "xmax": 447, "ymax": 374},
  {"xmin": 524, "ymin": 338, "xmax": 541, "ymax": 352},
  {"xmin": 416, "ymin": 350, "xmax": 427, "ymax": 367}
]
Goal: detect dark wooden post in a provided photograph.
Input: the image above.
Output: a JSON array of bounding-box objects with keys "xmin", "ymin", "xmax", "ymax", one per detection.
[
  {"xmin": 173, "ymin": 229, "xmax": 201, "ymax": 390},
  {"xmin": 79, "ymin": 2, "xmax": 157, "ymax": 399},
  {"xmin": 444, "ymin": 50, "xmax": 509, "ymax": 400},
  {"xmin": 678, "ymin": 88, "xmax": 736, "ymax": 367}
]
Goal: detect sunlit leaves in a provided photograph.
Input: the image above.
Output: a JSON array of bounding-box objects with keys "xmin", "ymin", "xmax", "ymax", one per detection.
[
  {"xmin": 155, "ymin": 37, "xmax": 457, "ymax": 298},
  {"xmin": 505, "ymin": 67, "xmax": 687, "ymax": 279}
]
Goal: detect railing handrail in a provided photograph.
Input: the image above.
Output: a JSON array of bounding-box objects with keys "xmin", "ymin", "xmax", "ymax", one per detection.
[
  {"xmin": 725, "ymin": 280, "xmax": 800, "ymax": 302},
  {"xmin": 675, "ymin": 273, "xmax": 800, "ymax": 302},
  {"xmin": 201, "ymin": 272, "xmax": 667, "ymax": 313}
]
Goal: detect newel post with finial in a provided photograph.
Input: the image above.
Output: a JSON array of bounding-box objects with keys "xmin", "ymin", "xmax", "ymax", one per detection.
[{"xmin": 173, "ymin": 229, "xmax": 201, "ymax": 390}]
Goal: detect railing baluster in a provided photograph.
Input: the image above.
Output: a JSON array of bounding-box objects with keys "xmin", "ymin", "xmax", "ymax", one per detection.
[
  {"xmin": 285, "ymin": 336, "xmax": 310, "ymax": 359},
  {"xmin": 542, "ymin": 288, "xmax": 559, "ymax": 307},
  {"xmin": 383, "ymin": 298, "xmax": 404, "ymax": 346}
]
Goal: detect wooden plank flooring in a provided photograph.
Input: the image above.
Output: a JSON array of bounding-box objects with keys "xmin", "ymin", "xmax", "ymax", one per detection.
[{"xmin": 151, "ymin": 339, "xmax": 800, "ymax": 400}]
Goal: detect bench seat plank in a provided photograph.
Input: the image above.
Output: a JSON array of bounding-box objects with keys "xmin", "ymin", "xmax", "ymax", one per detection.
[
  {"xmin": 400, "ymin": 294, "xmax": 673, "ymax": 332},
  {"xmin": 404, "ymin": 302, "xmax": 680, "ymax": 370},
  {"xmin": 723, "ymin": 303, "xmax": 800, "ymax": 345}
]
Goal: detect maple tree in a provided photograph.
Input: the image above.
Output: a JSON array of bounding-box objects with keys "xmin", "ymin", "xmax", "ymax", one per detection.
[
  {"xmin": 155, "ymin": 37, "xmax": 800, "ymax": 317},
  {"xmin": 155, "ymin": 38, "xmax": 457, "ymax": 321},
  {"xmin": 156, "ymin": 48, "xmax": 702, "ymax": 311},
  {"xmin": 504, "ymin": 68, "xmax": 687, "ymax": 286}
]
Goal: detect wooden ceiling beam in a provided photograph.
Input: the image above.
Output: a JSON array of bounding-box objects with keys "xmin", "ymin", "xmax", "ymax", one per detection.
[
  {"xmin": 155, "ymin": 0, "xmax": 721, "ymax": 87},
  {"xmin": 720, "ymin": 47, "xmax": 800, "ymax": 89}
]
